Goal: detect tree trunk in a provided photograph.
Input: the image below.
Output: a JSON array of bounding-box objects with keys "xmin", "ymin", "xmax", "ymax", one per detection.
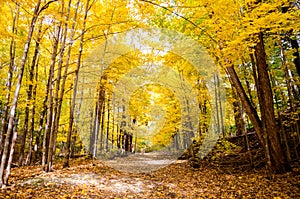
[
  {"xmin": 0, "ymin": 0, "xmax": 47, "ymax": 187},
  {"xmin": 43, "ymin": 24, "xmax": 61, "ymax": 172},
  {"xmin": 254, "ymin": 32, "xmax": 291, "ymax": 173},
  {"xmin": 290, "ymin": 36, "xmax": 300, "ymax": 77},
  {"xmin": 270, "ymin": 72, "xmax": 292, "ymax": 162},
  {"xmin": 226, "ymin": 66, "xmax": 264, "ymax": 144},
  {"xmin": 32, "ymin": 65, "xmax": 47, "ymax": 164},
  {"xmin": 106, "ymin": 96, "xmax": 110, "ymax": 151},
  {"xmin": 3, "ymin": 128, "xmax": 18, "ymax": 186},
  {"xmin": 216, "ymin": 73, "xmax": 225, "ymax": 137},
  {"xmin": 214, "ymin": 74, "xmax": 220, "ymax": 134},
  {"xmin": 111, "ymin": 106, "xmax": 115, "ymax": 149},
  {"xmin": 50, "ymin": 0, "xmax": 72, "ymax": 163},
  {"xmin": 231, "ymin": 86, "xmax": 244, "ymax": 136},
  {"xmin": 0, "ymin": 4, "xmax": 19, "ymax": 157},
  {"xmin": 242, "ymin": 59, "xmax": 255, "ymax": 106},
  {"xmin": 47, "ymin": 0, "xmax": 71, "ymax": 172},
  {"xmin": 25, "ymin": 52, "xmax": 40, "ymax": 166},
  {"xmin": 92, "ymin": 99, "xmax": 99, "ymax": 159},
  {"xmin": 100, "ymin": 95, "xmax": 106, "ymax": 154},
  {"xmin": 63, "ymin": 0, "xmax": 90, "ymax": 168},
  {"xmin": 91, "ymin": 86, "xmax": 105, "ymax": 159},
  {"xmin": 117, "ymin": 124, "xmax": 120, "ymax": 148},
  {"xmin": 18, "ymin": 18, "xmax": 43, "ymax": 166},
  {"xmin": 60, "ymin": 0, "xmax": 80, "ymax": 164},
  {"xmin": 1, "ymin": 2, "xmax": 38, "ymax": 184},
  {"xmin": 280, "ymin": 42, "xmax": 296, "ymax": 107},
  {"xmin": 89, "ymin": 103, "xmax": 96, "ymax": 155}
]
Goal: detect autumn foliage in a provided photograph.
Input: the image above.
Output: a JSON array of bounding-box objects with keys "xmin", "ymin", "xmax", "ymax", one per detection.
[{"xmin": 0, "ymin": 0, "xmax": 299, "ymax": 197}]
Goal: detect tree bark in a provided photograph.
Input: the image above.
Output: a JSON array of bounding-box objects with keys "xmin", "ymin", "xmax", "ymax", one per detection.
[
  {"xmin": 18, "ymin": 18, "xmax": 43, "ymax": 166},
  {"xmin": 3, "ymin": 128, "xmax": 18, "ymax": 186},
  {"xmin": 0, "ymin": 4, "xmax": 19, "ymax": 158},
  {"xmin": 50, "ymin": 0, "xmax": 72, "ymax": 163},
  {"xmin": 111, "ymin": 104, "xmax": 115, "ymax": 149},
  {"xmin": 59, "ymin": 0, "xmax": 81, "ymax": 163},
  {"xmin": 33, "ymin": 64, "xmax": 47, "ymax": 164},
  {"xmin": 0, "ymin": 0, "xmax": 53, "ymax": 187},
  {"xmin": 64, "ymin": 0, "xmax": 91, "ymax": 168},
  {"xmin": 25, "ymin": 39, "xmax": 41, "ymax": 166},
  {"xmin": 100, "ymin": 94, "xmax": 106, "ymax": 154},
  {"xmin": 254, "ymin": 32, "xmax": 291, "ymax": 173},
  {"xmin": 290, "ymin": 36, "xmax": 300, "ymax": 77},
  {"xmin": 216, "ymin": 73, "xmax": 225, "ymax": 137},
  {"xmin": 226, "ymin": 66, "xmax": 264, "ymax": 142},
  {"xmin": 231, "ymin": 86, "xmax": 244, "ymax": 136},
  {"xmin": 45, "ymin": 24, "xmax": 62, "ymax": 172},
  {"xmin": 280, "ymin": 42, "xmax": 296, "ymax": 107},
  {"xmin": 106, "ymin": 96, "xmax": 110, "ymax": 151},
  {"xmin": 92, "ymin": 98, "xmax": 99, "ymax": 159},
  {"xmin": 214, "ymin": 74, "xmax": 221, "ymax": 134}
]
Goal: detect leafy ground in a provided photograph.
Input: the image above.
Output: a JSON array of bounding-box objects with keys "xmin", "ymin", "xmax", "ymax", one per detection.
[{"xmin": 0, "ymin": 155, "xmax": 299, "ymax": 199}]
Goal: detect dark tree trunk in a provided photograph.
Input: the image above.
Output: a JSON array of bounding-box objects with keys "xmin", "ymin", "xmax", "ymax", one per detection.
[
  {"xmin": 106, "ymin": 97, "xmax": 110, "ymax": 151},
  {"xmin": 89, "ymin": 105, "xmax": 96, "ymax": 155},
  {"xmin": 111, "ymin": 107, "xmax": 115, "ymax": 149},
  {"xmin": 100, "ymin": 96, "xmax": 106, "ymax": 154},
  {"xmin": 214, "ymin": 74, "xmax": 220, "ymax": 134},
  {"xmin": 226, "ymin": 66, "xmax": 264, "ymax": 142},
  {"xmin": 92, "ymin": 100, "xmax": 99, "ymax": 158},
  {"xmin": 216, "ymin": 73, "xmax": 225, "ymax": 137},
  {"xmin": 254, "ymin": 32, "xmax": 291, "ymax": 174},
  {"xmin": 32, "ymin": 66, "xmax": 48, "ymax": 164},
  {"xmin": 290, "ymin": 37, "xmax": 300, "ymax": 77},
  {"xmin": 117, "ymin": 125, "xmax": 120, "ymax": 148},
  {"xmin": 231, "ymin": 86, "xmax": 244, "ymax": 136}
]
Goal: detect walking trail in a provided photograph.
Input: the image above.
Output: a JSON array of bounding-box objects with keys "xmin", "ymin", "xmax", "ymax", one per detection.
[{"xmin": 0, "ymin": 153, "xmax": 299, "ymax": 198}]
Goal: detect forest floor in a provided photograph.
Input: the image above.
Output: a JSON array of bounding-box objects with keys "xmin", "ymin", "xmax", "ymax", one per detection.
[{"xmin": 0, "ymin": 152, "xmax": 299, "ymax": 199}]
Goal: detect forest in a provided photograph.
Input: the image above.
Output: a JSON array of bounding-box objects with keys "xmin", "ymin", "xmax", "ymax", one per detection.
[{"xmin": 0, "ymin": 0, "xmax": 299, "ymax": 198}]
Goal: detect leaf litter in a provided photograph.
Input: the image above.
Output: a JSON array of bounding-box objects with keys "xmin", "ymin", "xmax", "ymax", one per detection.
[{"xmin": 0, "ymin": 157, "xmax": 299, "ymax": 198}]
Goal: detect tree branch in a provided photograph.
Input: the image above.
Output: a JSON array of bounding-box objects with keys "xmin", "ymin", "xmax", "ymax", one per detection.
[
  {"xmin": 139, "ymin": 0, "xmax": 217, "ymax": 44},
  {"xmin": 37, "ymin": 0, "xmax": 58, "ymax": 15}
]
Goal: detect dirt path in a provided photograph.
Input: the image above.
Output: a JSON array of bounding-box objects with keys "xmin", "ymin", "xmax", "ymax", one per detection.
[
  {"xmin": 103, "ymin": 152, "xmax": 179, "ymax": 173},
  {"xmin": 0, "ymin": 158, "xmax": 299, "ymax": 198}
]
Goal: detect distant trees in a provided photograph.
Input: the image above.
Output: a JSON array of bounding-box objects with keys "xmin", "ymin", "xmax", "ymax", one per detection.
[
  {"xmin": 0, "ymin": 0, "xmax": 134, "ymax": 186},
  {"xmin": 137, "ymin": 0, "xmax": 299, "ymax": 174}
]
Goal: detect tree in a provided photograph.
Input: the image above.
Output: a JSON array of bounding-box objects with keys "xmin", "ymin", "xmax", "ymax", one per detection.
[
  {"xmin": 63, "ymin": 0, "xmax": 91, "ymax": 168},
  {"xmin": 0, "ymin": 0, "xmax": 57, "ymax": 187},
  {"xmin": 137, "ymin": 0, "xmax": 298, "ymax": 174}
]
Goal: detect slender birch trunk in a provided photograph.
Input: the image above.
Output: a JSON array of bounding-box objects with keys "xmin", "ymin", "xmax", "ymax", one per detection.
[
  {"xmin": 44, "ymin": 25, "xmax": 62, "ymax": 172},
  {"xmin": 0, "ymin": 4, "xmax": 19, "ymax": 157},
  {"xmin": 0, "ymin": 0, "xmax": 57, "ymax": 187},
  {"xmin": 19, "ymin": 18, "xmax": 43, "ymax": 166},
  {"xmin": 64, "ymin": 0, "xmax": 91, "ymax": 167}
]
